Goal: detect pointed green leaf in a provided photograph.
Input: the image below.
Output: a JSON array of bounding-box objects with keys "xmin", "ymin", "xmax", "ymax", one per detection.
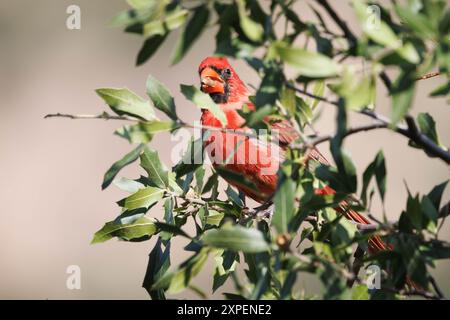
[
  {"xmin": 140, "ymin": 147, "xmax": 169, "ymax": 188},
  {"xmin": 115, "ymin": 120, "xmax": 179, "ymax": 144},
  {"xmin": 180, "ymin": 84, "xmax": 227, "ymax": 126},
  {"xmin": 274, "ymin": 43, "xmax": 341, "ymax": 78},
  {"xmin": 202, "ymin": 225, "xmax": 270, "ymax": 253},
  {"xmin": 102, "ymin": 144, "xmax": 144, "ymax": 190},
  {"xmin": 96, "ymin": 88, "xmax": 155, "ymax": 121},
  {"xmin": 146, "ymin": 75, "xmax": 178, "ymax": 120},
  {"xmin": 142, "ymin": 238, "xmax": 171, "ymax": 300},
  {"xmin": 171, "ymin": 5, "xmax": 210, "ymax": 64},
  {"xmin": 237, "ymin": 0, "xmax": 264, "ymax": 42},
  {"xmin": 136, "ymin": 34, "xmax": 168, "ymax": 66},
  {"xmin": 117, "ymin": 187, "xmax": 165, "ymax": 210},
  {"xmin": 272, "ymin": 178, "xmax": 296, "ymax": 233},
  {"xmin": 91, "ymin": 216, "xmax": 157, "ymax": 244}
]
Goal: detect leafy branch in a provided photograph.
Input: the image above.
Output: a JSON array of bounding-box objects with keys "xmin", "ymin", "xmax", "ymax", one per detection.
[{"xmin": 48, "ymin": 0, "xmax": 450, "ymax": 300}]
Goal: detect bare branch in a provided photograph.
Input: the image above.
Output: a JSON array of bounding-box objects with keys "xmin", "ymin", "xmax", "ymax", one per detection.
[
  {"xmin": 429, "ymin": 275, "xmax": 446, "ymax": 299},
  {"xmin": 286, "ymin": 82, "xmax": 338, "ymax": 106},
  {"xmin": 44, "ymin": 112, "xmax": 136, "ymax": 121},
  {"xmin": 306, "ymin": 122, "xmax": 388, "ymax": 147},
  {"xmin": 416, "ymin": 72, "xmax": 441, "ymax": 81}
]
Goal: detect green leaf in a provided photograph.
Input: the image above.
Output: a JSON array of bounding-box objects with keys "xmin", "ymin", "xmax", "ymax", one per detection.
[
  {"xmin": 137, "ymin": 34, "xmax": 168, "ymax": 66},
  {"xmin": 146, "ymin": 75, "xmax": 178, "ymax": 120},
  {"xmin": 194, "ymin": 166, "xmax": 205, "ymax": 194},
  {"xmin": 361, "ymin": 151, "xmax": 386, "ymax": 205},
  {"xmin": 202, "ymin": 225, "xmax": 270, "ymax": 253},
  {"xmin": 153, "ymin": 249, "xmax": 209, "ymax": 294},
  {"xmin": 352, "ymin": 284, "xmax": 369, "ymax": 300},
  {"xmin": 205, "ymin": 209, "xmax": 224, "ymax": 227},
  {"xmin": 143, "ymin": 7, "xmax": 188, "ymax": 37},
  {"xmin": 102, "ymin": 144, "xmax": 144, "ymax": 190},
  {"xmin": 171, "ymin": 6, "xmax": 210, "ymax": 64},
  {"xmin": 140, "ymin": 147, "xmax": 169, "ymax": 188},
  {"xmin": 272, "ymin": 178, "xmax": 296, "ymax": 233},
  {"xmin": 427, "ymin": 181, "xmax": 448, "ymax": 210},
  {"xmin": 439, "ymin": 9, "xmax": 450, "ymax": 35},
  {"xmin": 274, "ymin": 42, "xmax": 341, "ymax": 78},
  {"xmin": 331, "ymin": 68, "xmax": 375, "ymax": 111},
  {"xmin": 154, "ymin": 222, "xmax": 191, "ymax": 238},
  {"xmin": 352, "ymin": 0, "xmax": 419, "ymax": 64},
  {"xmin": 391, "ymin": 72, "xmax": 416, "ymax": 126},
  {"xmin": 126, "ymin": 0, "xmax": 159, "ymax": 10},
  {"xmin": 213, "ymin": 250, "xmax": 237, "ymax": 292},
  {"xmin": 406, "ymin": 194, "xmax": 423, "ymax": 230},
  {"xmin": 91, "ymin": 216, "xmax": 157, "ymax": 244},
  {"xmin": 115, "ymin": 120, "xmax": 180, "ymax": 144},
  {"xmin": 430, "ymin": 82, "xmax": 450, "ymax": 98},
  {"xmin": 417, "ymin": 113, "xmax": 441, "ymax": 146},
  {"xmin": 173, "ymin": 138, "xmax": 204, "ymax": 178},
  {"xmin": 395, "ymin": 5, "xmax": 436, "ymax": 38},
  {"xmin": 113, "ymin": 177, "xmax": 144, "ymax": 193},
  {"xmin": 180, "ymin": 84, "xmax": 227, "ymax": 126},
  {"xmin": 142, "ymin": 238, "xmax": 171, "ymax": 300},
  {"xmin": 237, "ymin": 0, "xmax": 264, "ymax": 42},
  {"xmin": 311, "ymin": 80, "xmax": 325, "ymax": 109},
  {"xmin": 117, "ymin": 186, "xmax": 165, "ymax": 210},
  {"xmin": 225, "ymin": 185, "xmax": 244, "ymax": 207},
  {"xmin": 215, "ymin": 166, "xmax": 258, "ymax": 193},
  {"xmin": 280, "ymin": 85, "xmax": 296, "ymax": 116},
  {"xmin": 96, "ymin": 88, "xmax": 155, "ymax": 121}
]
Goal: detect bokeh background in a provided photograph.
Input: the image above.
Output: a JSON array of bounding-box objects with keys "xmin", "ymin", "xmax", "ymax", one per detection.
[{"xmin": 0, "ymin": 0, "xmax": 449, "ymax": 299}]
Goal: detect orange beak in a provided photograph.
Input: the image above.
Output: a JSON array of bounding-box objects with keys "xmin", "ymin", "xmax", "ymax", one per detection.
[{"xmin": 200, "ymin": 67, "xmax": 225, "ymax": 94}]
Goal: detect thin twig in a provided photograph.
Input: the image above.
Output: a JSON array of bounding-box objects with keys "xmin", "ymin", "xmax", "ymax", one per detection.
[
  {"xmin": 416, "ymin": 72, "xmax": 440, "ymax": 81},
  {"xmin": 429, "ymin": 275, "xmax": 446, "ymax": 299},
  {"xmin": 315, "ymin": 0, "xmax": 356, "ymax": 44},
  {"xmin": 286, "ymin": 82, "xmax": 338, "ymax": 106},
  {"xmin": 44, "ymin": 112, "xmax": 136, "ymax": 121},
  {"xmin": 304, "ymin": 122, "xmax": 388, "ymax": 148}
]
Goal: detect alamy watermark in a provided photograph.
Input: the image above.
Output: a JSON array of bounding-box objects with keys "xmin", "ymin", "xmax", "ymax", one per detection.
[
  {"xmin": 366, "ymin": 5, "xmax": 381, "ymax": 31},
  {"xmin": 66, "ymin": 5, "xmax": 81, "ymax": 30},
  {"xmin": 365, "ymin": 264, "xmax": 381, "ymax": 290},
  {"xmin": 66, "ymin": 265, "xmax": 81, "ymax": 290}
]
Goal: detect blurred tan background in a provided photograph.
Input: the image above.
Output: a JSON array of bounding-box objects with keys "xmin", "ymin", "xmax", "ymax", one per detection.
[{"xmin": 0, "ymin": 0, "xmax": 448, "ymax": 299}]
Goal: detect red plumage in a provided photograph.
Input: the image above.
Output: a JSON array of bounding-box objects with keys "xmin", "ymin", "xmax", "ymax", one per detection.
[{"xmin": 198, "ymin": 56, "xmax": 387, "ymax": 254}]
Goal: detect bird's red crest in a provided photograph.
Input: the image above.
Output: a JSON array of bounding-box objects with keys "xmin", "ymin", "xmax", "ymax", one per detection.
[
  {"xmin": 198, "ymin": 56, "xmax": 233, "ymax": 74},
  {"xmin": 198, "ymin": 56, "xmax": 248, "ymax": 104}
]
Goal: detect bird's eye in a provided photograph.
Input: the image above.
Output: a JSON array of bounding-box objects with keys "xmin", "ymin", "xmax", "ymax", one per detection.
[{"xmin": 222, "ymin": 68, "xmax": 232, "ymax": 79}]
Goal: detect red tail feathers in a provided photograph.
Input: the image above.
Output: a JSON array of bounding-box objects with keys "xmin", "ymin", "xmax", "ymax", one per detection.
[
  {"xmin": 315, "ymin": 185, "xmax": 421, "ymax": 290},
  {"xmin": 314, "ymin": 185, "xmax": 389, "ymax": 254}
]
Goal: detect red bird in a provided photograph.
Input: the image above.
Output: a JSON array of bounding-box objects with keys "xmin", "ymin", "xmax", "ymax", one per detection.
[{"xmin": 198, "ymin": 56, "xmax": 387, "ymax": 254}]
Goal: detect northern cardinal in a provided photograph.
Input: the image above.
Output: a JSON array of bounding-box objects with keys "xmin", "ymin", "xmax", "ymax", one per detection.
[{"xmin": 197, "ymin": 56, "xmax": 388, "ymax": 254}]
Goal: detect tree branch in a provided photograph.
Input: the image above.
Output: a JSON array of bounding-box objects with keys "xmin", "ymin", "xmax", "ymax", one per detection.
[
  {"xmin": 44, "ymin": 112, "xmax": 136, "ymax": 121},
  {"xmin": 416, "ymin": 71, "xmax": 440, "ymax": 81},
  {"xmin": 315, "ymin": 0, "xmax": 356, "ymax": 44},
  {"xmin": 364, "ymin": 111, "xmax": 450, "ymax": 164},
  {"xmin": 304, "ymin": 122, "xmax": 388, "ymax": 148},
  {"xmin": 429, "ymin": 275, "xmax": 446, "ymax": 299}
]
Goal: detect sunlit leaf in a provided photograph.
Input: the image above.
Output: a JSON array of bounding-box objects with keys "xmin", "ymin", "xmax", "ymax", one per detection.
[
  {"xmin": 140, "ymin": 147, "xmax": 170, "ymax": 188},
  {"xmin": 92, "ymin": 216, "xmax": 157, "ymax": 244},
  {"xmin": 202, "ymin": 225, "xmax": 270, "ymax": 253},
  {"xmin": 146, "ymin": 75, "xmax": 178, "ymax": 120},
  {"xmin": 96, "ymin": 88, "xmax": 155, "ymax": 121},
  {"xmin": 180, "ymin": 84, "xmax": 227, "ymax": 126},
  {"xmin": 117, "ymin": 187, "xmax": 165, "ymax": 210},
  {"xmin": 274, "ymin": 42, "xmax": 341, "ymax": 78}
]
